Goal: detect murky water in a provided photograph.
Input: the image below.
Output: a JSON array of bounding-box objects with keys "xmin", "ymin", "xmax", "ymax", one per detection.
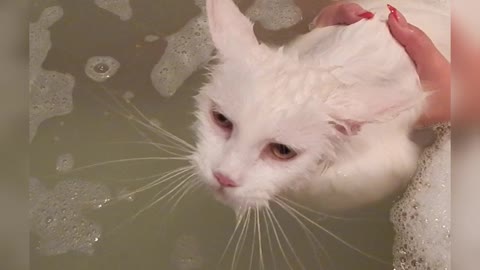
[{"xmin": 29, "ymin": 0, "xmax": 409, "ymax": 269}]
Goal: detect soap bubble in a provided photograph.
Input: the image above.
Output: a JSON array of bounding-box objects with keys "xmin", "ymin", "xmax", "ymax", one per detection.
[
  {"xmin": 94, "ymin": 0, "xmax": 132, "ymax": 21},
  {"xmin": 29, "ymin": 178, "xmax": 112, "ymax": 256},
  {"xmin": 85, "ymin": 56, "xmax": 120, "ymax": 82},
  {"xmin": 55, "ymin": 153, "xmax": 74, "ymax": 172},
  {"xmin": 29, "ymin": 6, "xmax": 75, "ymax": 142}
]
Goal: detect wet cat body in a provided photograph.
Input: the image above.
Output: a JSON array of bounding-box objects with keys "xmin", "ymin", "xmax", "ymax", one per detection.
[{"xmin": 192, "ymin": 0, "xmax": 450, "ymax": 212}]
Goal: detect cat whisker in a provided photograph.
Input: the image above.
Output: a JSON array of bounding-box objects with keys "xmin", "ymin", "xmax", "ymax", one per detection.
[
  {"xmin": 62, "ymin": 156, "xmax": 190, "ymax": 176},
  {"xmin": 125, "ymin": 166, "xmax": 194, "ymax": 197},
  {"xmin": 106, "ymin": 141, "xmax": 194, "ymax": 156},
  {"xmin": 231, "ymin": 207, "xmax": 251, "ymax": 270},
  {"xmin": 168, "ymin": 175, "xmax": 200, "ymax": 213},
  {"xmin": 256, "ymin": 206, "xmax": 265, "ymax": 270},
  {"xmin": 262, "ymin": 210, "xmax": 277, "ymax": 270},
  {"xmin": 248, "ymin": 208, "xmax": 257, "ymax": 270},
  {"xmin": 129, "ymin": 103, "xmax": 195, "ymax": 152},
  {"xmin": 265, "ymin": 208, "xmax": 295, "ymax": 270},
  {"xmin": 218, "ymin": 209, "xmax": 248, "ymax": 268},
  {"xmin": 130, "ymin": 173, "xmax": 194, "ymax": 221},
  {"xmin": 275, "ymin": 197, "xmax": 390, "ymax": 265},
  {"xmin": 277, "ymin": 195, "xmax": 376, "ymax": 221},
  {"xmin": 273, "ymin": 198, "xmax": 332, "ymax": 269},
  {"xmin": 101, "ymin": 87, "xmax": 195, "ymax": 153},
  {"xmin": 268, "ymin": 207, "xmax": 306, "ymax": 270}
]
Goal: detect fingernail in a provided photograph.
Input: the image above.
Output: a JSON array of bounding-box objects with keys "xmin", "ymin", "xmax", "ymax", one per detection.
[
  {"xmin": 387, "ymin": 4, "xmax": 407, "ymax": 26},
  {"xmin": 358, "ymin": 11, "xmax": 374, "ymax": 20}
]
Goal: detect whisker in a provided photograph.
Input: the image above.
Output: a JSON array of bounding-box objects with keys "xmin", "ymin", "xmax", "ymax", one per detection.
[
  {"xmin": 126, "ymin": 166, "xmax": 193, "ymax": 197},
  {"xmin": 168, "ymin": 175, "xmax": 199, "ymax": 212},
  {"xmin": 265, "ymin": 208, "xmax": 294, "ymax": 270},
  {"xmin": 218, "ymin": 210, "xmax": 247, "ymax": 268},
  {"xmin": 248, "ymin": 209, "xmax": 257, "ymax": 270},
  {"xmin": 232, "ymin": 207, "xmax": 251, "ymax": 270},
  {"xmin": 275, "ymin": 197, "xmax": 390, "ymax": 265},
  {"xmin": 131, "ymin": 174, "xmax": 193, "ymax": 220},
  {"xmin": 274, "ymin": 198, "xmax": 332, "ymax": 269},
  {"xmin": 256, "ymin": 207, "xmax": 265, "ymax": 270},
  {"xmin": 262, "ymin": 210, "xmax": 277, "ymax": 270},
  {"xmin": 64, "ymin": 156, "xmax": 190, "ymax": 175},
  {"xmin": 107, "ymin": 141, "xmax": 193, "ymax": 155},
  {"xmin": 101, "ymin": 87, "xmax": 195, "ymax": 153},
  {"xmin": 269, "ymin": 207, "xmax": 306, "ymax": 270},
  {"xmin": 278, "ymin": 195, "xmax": 378, "ymax": 221}
]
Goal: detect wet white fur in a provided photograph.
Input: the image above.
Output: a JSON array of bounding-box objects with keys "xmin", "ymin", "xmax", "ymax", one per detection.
[{"xmin": 192, "ymin": 0, "xmax": 450, "ymax": 212}]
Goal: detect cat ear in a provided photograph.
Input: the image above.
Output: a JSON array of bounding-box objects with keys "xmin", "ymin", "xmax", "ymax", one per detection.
[
  {"xmin": 326, "ymin": 86, "xmax": 426, "ymax": 136},
  {"xmin": 206, "ymin": 0, "xmax": 259, "ymax": 57}
]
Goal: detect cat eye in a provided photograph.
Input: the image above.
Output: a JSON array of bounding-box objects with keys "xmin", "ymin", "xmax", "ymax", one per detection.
[
  {"xmin": 212, "ymin": 110, "xmax": 233, "ymax": 131},
  {"xmin": 269, "ymin": 143, "xmax": 297, "ymax": 160}
]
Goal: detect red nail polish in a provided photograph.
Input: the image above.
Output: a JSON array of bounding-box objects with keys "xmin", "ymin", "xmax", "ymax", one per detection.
[
  {"xmin": 358, "ymin": 11, "xmax": 374, "ymax": 20},
  {"xmin": 387, "ymin": 4, "xmax": 399, "ymax": 22}
]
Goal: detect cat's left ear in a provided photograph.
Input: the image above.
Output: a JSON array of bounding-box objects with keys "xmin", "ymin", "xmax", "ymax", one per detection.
[
  {"xmin": 206, "ymin": 0, "xmax": 260, "ymax": 57},
  {"xmin": 326, "ymin": 87, "xmax": 426, "ymax": 136}
]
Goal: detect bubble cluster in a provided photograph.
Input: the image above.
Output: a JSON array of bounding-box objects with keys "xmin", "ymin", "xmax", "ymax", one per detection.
[
  {"xmin": 151, "ymin": 14, "xmax": 213, "ymax": 97},
  {"xmin": 29, "ymin": 177, "xmax": 112, "ymax": 256},
  {"xmin": 246, "ymin": 0, "xmax": 303, "ymax": 31},
  {"xmin": 85, "ymin": 56, "xmax": 120, "ymax": 82},
  {"xmin": 171, "ymin": 234, "xmax": 204, "ymax": 270},
  {"xmin": 151, "ymin": 0, "xmax": 302, "ymax": 98},
  {"xmin": 30, "ymin": 6, "xmax": 75, "ymax": 142},
  {"xmin": 391, "ymin": 124, "xmax": 451, "ymax": 270},
  {"xmin": 56, "ymin": 153, "xmax": 74, "ymax": 172},
  {"xmin": 144, "ymin": 35, "xmax": 160, "ymax": 42},
  {"xmin": 94, "ymin": 0, "xmax": 132, "ymax": 21}
]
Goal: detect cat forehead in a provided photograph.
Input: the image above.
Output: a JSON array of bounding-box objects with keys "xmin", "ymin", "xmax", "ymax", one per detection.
[{"xmin": 204, "ymin": 53, "xmax": 336, "ymax": 108}]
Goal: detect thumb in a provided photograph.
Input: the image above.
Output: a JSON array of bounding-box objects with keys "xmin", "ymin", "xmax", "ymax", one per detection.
[{"xmin": 386, "ymin": 5, "xmax": 448, "ymax": 81}]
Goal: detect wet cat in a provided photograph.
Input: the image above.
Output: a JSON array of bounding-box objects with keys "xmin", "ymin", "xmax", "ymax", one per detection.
[{"xmin": 191, "ymin": 0, "xmax": 450, "ymax": 214}]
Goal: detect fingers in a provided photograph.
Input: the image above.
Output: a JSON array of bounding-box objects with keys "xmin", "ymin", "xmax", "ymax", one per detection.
[
  {"xmin": 309, "ymin": 2, "xmax": 374, "ymax": 30},
  {"xmin": 386, "ymin": 5, "xmax": 449, "ymax": 81}
]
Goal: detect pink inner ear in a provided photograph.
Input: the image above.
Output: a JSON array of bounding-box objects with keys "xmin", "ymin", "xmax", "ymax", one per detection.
[{"xmin": 329, "ymin": 121, "xmax": 361, "ymax": 136}]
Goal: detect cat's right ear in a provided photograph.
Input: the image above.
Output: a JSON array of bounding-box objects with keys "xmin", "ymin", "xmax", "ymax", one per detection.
[{"xmin": 206, "ymin": 0, "xmax": 260, "ymax": 58}]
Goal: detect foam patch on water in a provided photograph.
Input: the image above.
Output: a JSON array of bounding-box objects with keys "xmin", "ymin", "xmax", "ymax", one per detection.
[
  {"xmin": 150, "ymin": 0, "xmax": 301, "ymax": 97},
  {"xmin": 171, "ymin": 234, "xmax": 204, "ymax": 270},
  {"xmin": 29, "ymin": 177, "xmax": 112, "ymax": 256},
  {"xmin": 85, "ymin": 56, "xmax": 121, "ymax": 82},
  {"xmin": 151, "ymin": 14, "xmax": 213, "ymax": 97},
  {"xmin": 30, "ymin": 6, "xmax": 75, "ymax": 142},
  {"xmin": 246, "ymin": 0, "xmax": 302, "ymax": 30},
  {"xmin": 391, "ymin": 124, "xmax": 451, "ymax": 270},
  {"xmin": 94, "ymin": 0, "xmax": 132, "ymax": 21},
  {"xmin": 56, "ymin": 153, "xmax": 74, "ymax": 172},
  {"xmin": 144, "ymin": 35, "xmax": 160, "ymax": 42}
]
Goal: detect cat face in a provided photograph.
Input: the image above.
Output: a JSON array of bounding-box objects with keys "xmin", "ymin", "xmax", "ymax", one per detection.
[
  {"xmin": 192, "ymin": 0, "xmax": 423, "ymax": 212},
  {"xmin": 192, "ymin": 58, "xmax": 338, "ymax": 211}
]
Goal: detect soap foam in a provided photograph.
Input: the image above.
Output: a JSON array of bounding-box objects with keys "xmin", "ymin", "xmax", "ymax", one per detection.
[
  {"xmin": 30, "ymin": 6, "xmax": 75, "ymax": 142},
  {"xmin": 84, "ymin": 56, "xmax": 121, "ymax": 82},
  {"xmin": 391, "ymin": 124, "xmax": 451, "ymax": 270},
  {"xmin": 29, "ymin": 177, "xmax": 112, "ymax": 256},
  {"xmin": 94, "ymin": 0, "xmax": 132, "ymax": 21},
  {"xmin": 246, "ymin": 0, "xmax": 302, "ymax": 31},
  {"xmin": 55, "ymin": 153, "xmax": 74, "ymax": 172},
  {"xmin": 150, "ymin": 0, "xmax": 302, "ymax": 98}
]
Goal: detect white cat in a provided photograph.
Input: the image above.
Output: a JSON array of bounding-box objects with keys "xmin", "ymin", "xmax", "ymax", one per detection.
[{"xmin": 191, "ymin": 0, "xmax": 450, "ymax": 213}]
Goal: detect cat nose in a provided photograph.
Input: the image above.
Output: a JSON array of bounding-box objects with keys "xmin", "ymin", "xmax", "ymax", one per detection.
[{"xmin": 213, "ymin": 172, "xmax": 238, "ymax": 188}]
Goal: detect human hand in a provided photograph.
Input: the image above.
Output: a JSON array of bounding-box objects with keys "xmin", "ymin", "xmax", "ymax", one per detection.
[
  {"xmin": 386, "ymin": 5, "xmax": 450, "ymax": 128},
  {"xmin": 310, "ymin": 3, "xmax": 451, "ymax": 128}
]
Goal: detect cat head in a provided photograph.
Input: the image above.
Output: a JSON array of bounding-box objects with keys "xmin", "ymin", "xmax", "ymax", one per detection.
[{"xmin": 192, "ymin": 0, "xmax": 422, "ymax": 213}]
